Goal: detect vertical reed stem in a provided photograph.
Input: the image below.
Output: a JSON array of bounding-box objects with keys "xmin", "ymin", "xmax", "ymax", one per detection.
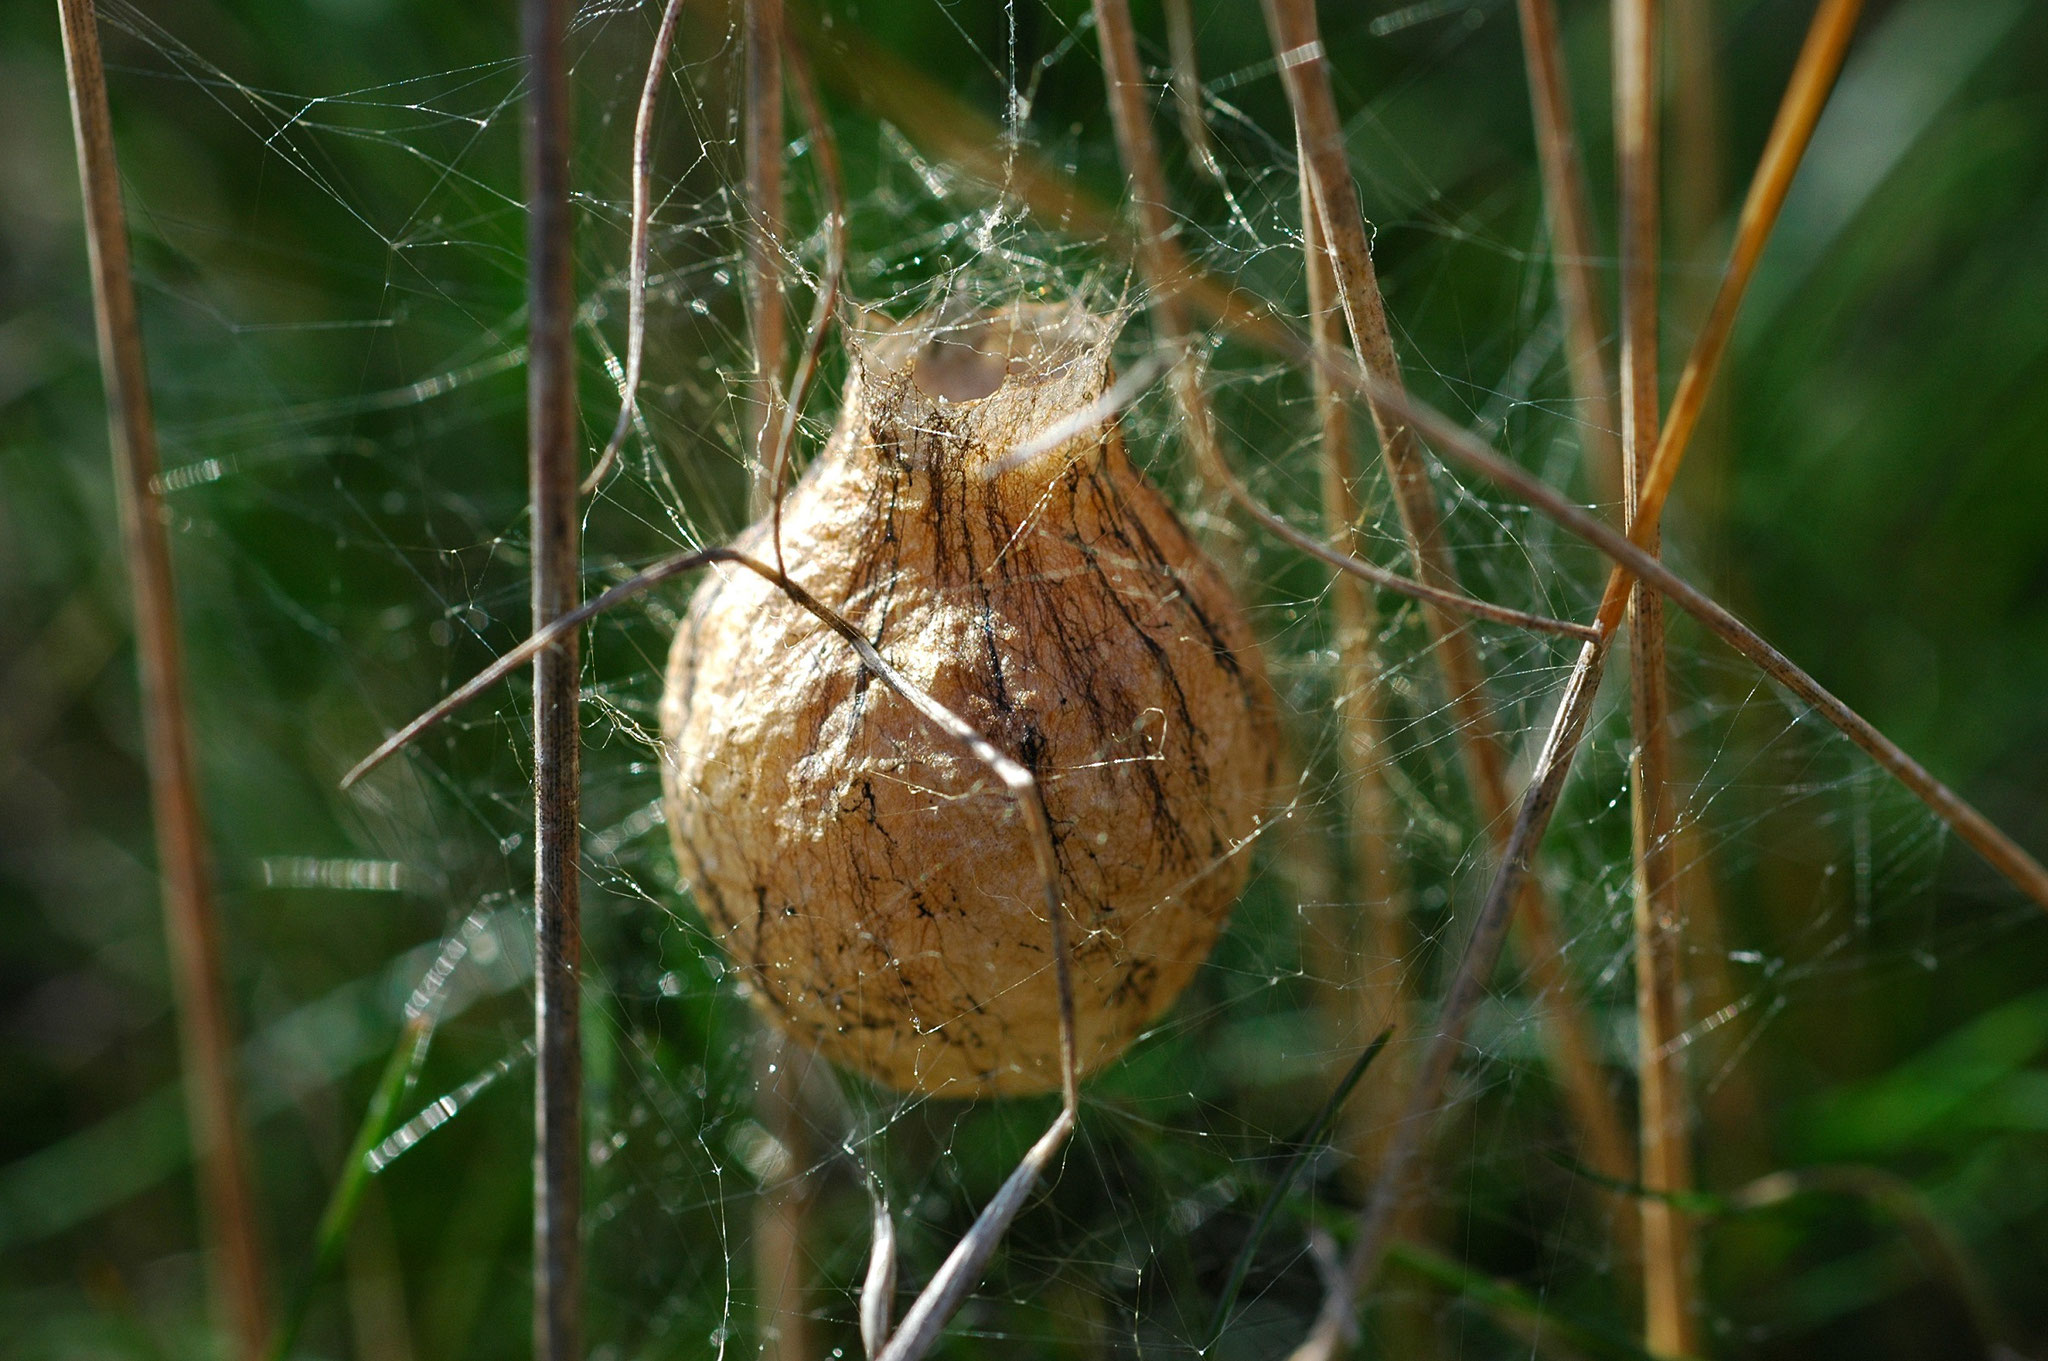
[
  {"xmin": 1162, "ymin": 0, "xmax": 1219, "ymax": 180},
  {"xmin": 755, "ymin": 1035, "xmax": 814, "ymax": 1361},
  {"xmin": 522, "ymin": 0, "xmax": 583, "ymax": 1354},
  {"xmin": 1664, "ymin": 0, "xmax": 1765, "ymax": 1162},
  {"xmin": 1304, "ymin": 145, "xmax": 1434, "ymax": 1359},
  {"xmin": 1514, "ymin": 0, "xmax": 1622, "ymax": 498},
  {"xmin": 55, "ymin": 5, "xmax": 270, "ymax": 1357},
  {"xmin": 1614, "ymin": 0, "xmax": 1697, "ymax": 1350},
  {"xmin": 1304, "ymin": 156, "xmax": 1410, "ymax": 1138},
  {"xmin": 746, "ymin": 0, "xmax": 787, "ymax": 517},
  {"xmin": 744, "ymin": 10, "xmax": 812, "ymax": 1353}
]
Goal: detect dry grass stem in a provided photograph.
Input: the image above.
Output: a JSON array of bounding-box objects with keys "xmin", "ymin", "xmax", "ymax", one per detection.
[
  {"xmin": 1161, "ymin": 0, "xmax": 1219, "ymax": 181},
  {"xmin": 860, "ymin": 1191, "xmax": 898, "ymax": 1358},
  {"xmin": 875, "ymin": 1109, "xmax": 1077, "ymax": 1361},
  {"xmin": 520, "ymin": 0, "xmax": 583, "ymax": 1354},
  {"xmin": 768, "ymin": 24, "xmax": 846, "ymax": 573},
  {"xmin": 740, "ymin": 7, "xmax": 808, "ymax": 1353},
  {"xmin": 1260, "ymin": 0, "xmax": 1636, "ymax": 1218},
  {"xmin": 1613, "ymin": 0, "xmax": 1697, "ymax": 1348},
  {"xmin": 754, "ymin": 1033, "xmax": 814, "ymax": 1361},
  {"xmin": 1303, "ymin": 149, "xmax": 1410, "ymax": 1133},
  {"xmin": 1664, "ymin": 0, "xmax": 1761, "ymax": 1157},
  {"xmin": 1303, "ymin": 143, "xmax": 1435, "ymax": 1358},
  {"xmin": 1089, "ymin": 0, "xmax": 1234, "ymax": 497},
  {"xmin": 584, "ymin": 0, "xmax": 688, "ymax": 496},
  {"xmin": 1513, "ymin": 0, "xmax": 1621, "ymax": 496},
  {"xmin": 746, "ymin": 0, "xmax": 788, "ymax": 517},
  {"xmin": 55, "ymin": 4, "xmax": 271, "ymax": 1356}
]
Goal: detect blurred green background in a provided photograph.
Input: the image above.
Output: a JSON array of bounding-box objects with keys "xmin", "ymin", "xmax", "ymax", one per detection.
[{"xmin": 2, "ymin": 0, "xmax": 2046, "ymax": 1357}]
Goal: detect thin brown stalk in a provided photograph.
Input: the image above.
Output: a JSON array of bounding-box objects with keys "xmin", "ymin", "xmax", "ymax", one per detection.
[
  {"xmin": 521, "ymin": 0, "xmax": 582, "ymax": 1354},
  {"xmin": 1514, "ymin": 0, "xmax": 1622, "ymax": 498},
  {"xmin": 1161, "ymin": 0, "xmax": 1220, "ymax": 181},
  {"xmin": 1614, "ymin": 0, "xmax": 1697, "ymax": 1349},
  {"xmin": 1305, "ymin": 143, "xmax": 1434, "ymax": 1360},
  {"xmin": 746, "ymin": 0, "xmax": 787, "ymax": 518},
  {"xmin": 1304, "ymin": 153, "xmax": 1410, "ymax": 1140},
  {"xmin": 754, "ymin": 1033, "xmax": 814, "ymax": 1361},
  {"xmin": 1665, "ymin": 0, "xmax": 1761, "ymax": 1161},
  {"xmin": 585, "ymin": 0, "xmax": 688, "ymax": 496},
  {"xmin": 1260, "ymin": 0, "xmax": 1636, "ymax": 1210},
  {"xmin": 1667, "ymin": 0, "xmax": 1728, "ymax": 442},
  {"xmin": 1088, "ymin": 0, "xmax": 1225, "ymax": 496},
  {"xmin": 769, "ymin": 24, "xmax": 847, "ymax": 575},
  {"xmin": 742, "ymin": 7, "xmax": 807, "ymax": 1354},
  {"xmin": 55, "ymin": 4, "xmax": 270, "ymax": 1357},
  {"xmin": 341, "ymin": 543, "xmax": 1081, "ymax": 1361}
]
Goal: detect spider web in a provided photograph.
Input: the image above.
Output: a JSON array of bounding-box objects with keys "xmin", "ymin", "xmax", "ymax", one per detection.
[{"xmin": 11, "ymin": 0, "xmax": 2048, "ymax": 1357}]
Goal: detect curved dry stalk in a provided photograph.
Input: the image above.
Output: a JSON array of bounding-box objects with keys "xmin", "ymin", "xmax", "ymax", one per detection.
[
  {"xmin": 1514, "ymin": 0, "xmax": 1621, "ymax": 497},
  {"xmin": 520, "ymin": 0, "xmax": 582, "ymax": 1354},
  {"xmin": 56, "ymin": 4, "xmax": 270, "ymax": 1355},
  {"xmin": 873, "ymin": 1107, "xmax": 1077, "ymax": 1361},
  {"xmin": 1727, "ymin": 1166, "xmax": 2014, "ymax": 1349},
  {"xmin": 739, "ymin": 10, "xmax": 804, "ymax": 1354},
  {"xmin": 1299, "ymin": 167, "xmax": 1432, "ymax": 1331},
  {"xmin": 342, "ymin": 543, "xmax": 1081, "ymax": 1361},
  {"xmin": 859, "ymin": 1190, "xmax": 898, "ymax": 1358},
  {"xmin": 583, "ymin": 0, "xmax": 687, "ymax": 497},
  {"xmin": 1612, "ymin": 0, "xmax": 1696, "ymax": 1347},
  {"xmin": 1304, "ymin": 154, "xmax": 1412, "ymax": 1103},
  {"xmin": 1257, "ymin": 0, "xmax": 1637, "ymax": 1215}
]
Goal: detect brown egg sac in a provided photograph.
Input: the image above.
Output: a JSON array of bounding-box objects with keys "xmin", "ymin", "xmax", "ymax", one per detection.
[{"xmin": 660, "ymin": 301, "xmax": 1279, "ymax": 1096}]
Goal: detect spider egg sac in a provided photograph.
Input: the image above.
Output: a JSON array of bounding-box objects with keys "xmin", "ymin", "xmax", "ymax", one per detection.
[{"xmin": 660, "ymin": 301, "xmax": 1278, "ymax": 1095}]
